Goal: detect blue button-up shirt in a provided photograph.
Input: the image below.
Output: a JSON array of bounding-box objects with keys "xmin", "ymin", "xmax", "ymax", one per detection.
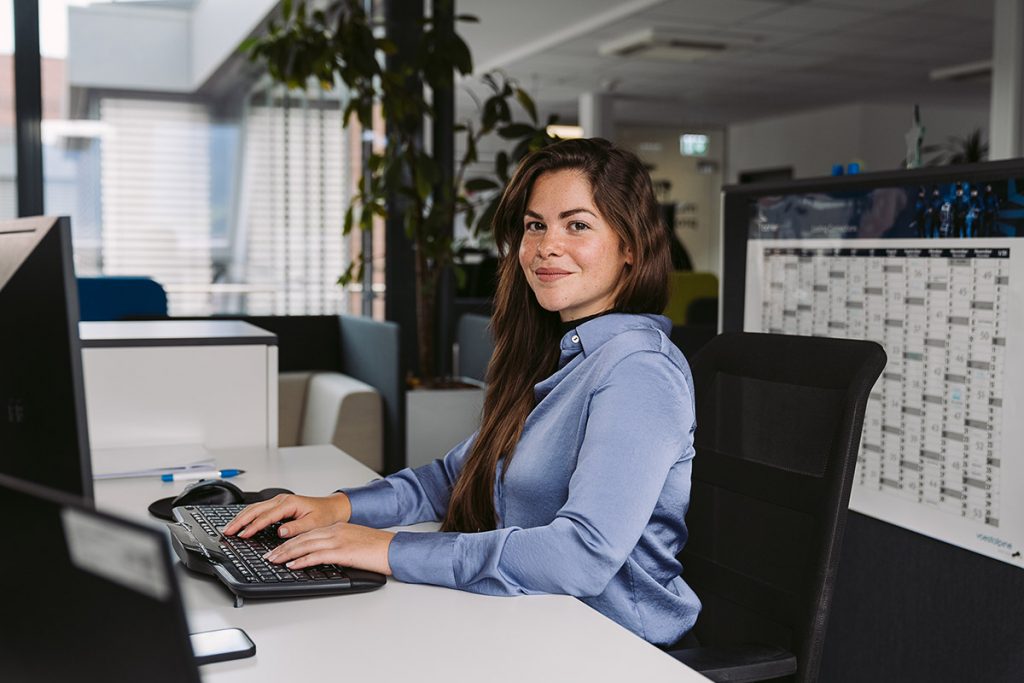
[{"xmin": 343, "ymin": 313, "xmax": 700, "ymax": 645}]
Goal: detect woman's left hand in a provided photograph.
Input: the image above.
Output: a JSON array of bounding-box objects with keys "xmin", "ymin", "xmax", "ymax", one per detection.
[{"xmin": 263, "ymin": 522, "xmax": 395, "ymax": 576}]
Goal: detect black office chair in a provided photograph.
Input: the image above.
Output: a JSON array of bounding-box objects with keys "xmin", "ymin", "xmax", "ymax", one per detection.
[{"xmin": 668, "ymin": 332, "xmax": 886, "ymax": 683}]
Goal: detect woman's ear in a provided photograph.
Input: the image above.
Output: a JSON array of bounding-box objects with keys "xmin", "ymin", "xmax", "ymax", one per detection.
[{"xmin": 624, "ymin": 245, "xmax": 634, "ymax": 265}]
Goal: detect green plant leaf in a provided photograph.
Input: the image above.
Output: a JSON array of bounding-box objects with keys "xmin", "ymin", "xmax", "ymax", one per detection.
[
  {"xmin": 238, "ymin": 36, "xmax": 261, "ymax": 54},
  {"xmin": 453, "ymin": 264, "xmax": 467, "ymax": 291},
  {"xmin": 337, "ymin": 260, "xmax": 357, "ymax": 286},
  {"xmin": 450, "ymin": 34, "xmax": 474, "ymax": 75},
  {"xmin": 282, "ymin": 0, "xmax": 293, "ymax": 21},
  {"xmin": 415, "ymin": 167, "xmax": 433, "ymax": 202},
  {"xmin": 343, "ymin": 205, "xmax": 354, "ymax": 235},
  {"xmin": 514, "ymin": 88, "xmax": 538, "ymax": 124},
  {"xmin": 495, "ymin": 151, "xmax": 509, "ymax": 181},
  {"xmin": 465, "ymin": 177, "xmax": 499, "ymax": 192},
  {"xmin": 474, "ymin": 196, "xmax": 499, "ymax": 237},
  {"xmin": 498, "ymin": 123, "xmax": 535, "ymax": 139},
  {"xmin": 481, "ymin": 96, "xmax": 501, "ymax": 132}
]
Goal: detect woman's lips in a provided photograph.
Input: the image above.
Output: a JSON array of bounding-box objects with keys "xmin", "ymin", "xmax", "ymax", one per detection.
[{"xmin": 535, "ymin": 268, "xmax": 571, "ymax": 282}]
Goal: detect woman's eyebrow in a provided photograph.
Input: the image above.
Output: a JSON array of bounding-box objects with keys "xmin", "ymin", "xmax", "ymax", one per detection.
[
  {"xmin": 523, "ymin": 208, "xmax": 597, "ymax": 220},
  {"xmin": 558, "ymin": 208, "xmax": 597, "ymax": 219}
]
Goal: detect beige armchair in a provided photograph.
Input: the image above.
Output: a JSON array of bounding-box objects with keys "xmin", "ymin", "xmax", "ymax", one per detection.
[{"xmin": 278, "ymin": 371, "xmax": 383, "ymax": 473}]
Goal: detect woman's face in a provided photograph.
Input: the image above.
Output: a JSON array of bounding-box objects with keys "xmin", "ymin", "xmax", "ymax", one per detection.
[{"xmin": 518, "ymin": 169, "xmax": 632, "ymax": 322}]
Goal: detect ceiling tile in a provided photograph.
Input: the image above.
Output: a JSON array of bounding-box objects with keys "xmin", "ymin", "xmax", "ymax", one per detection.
[
  {"xmin": 814, "ymin": 0, "xmax": 933, "ymax": 11},
  {"xmin": 740, "ymin": 4, "xmax": 877, "ymax": 32},
  {"xmin": 842, "ymin": 12, "xmax": 990, "ymax": 41},
  {"xmin": 915, "ymin": 0, "xmax": 994, "ymax": 20},
  {"xmin": 640, "ymin": 0, "xmax": 782, "ymax": 25}
]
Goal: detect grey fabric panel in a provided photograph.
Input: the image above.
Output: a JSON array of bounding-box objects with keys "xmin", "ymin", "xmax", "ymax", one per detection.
[
  {"xmin": 338, "ymin": 314, "xmax": 404, "ymax": 473},
  {"xmin": 455, "ymin": 313, "xmax": 493, "ymax": 382}
]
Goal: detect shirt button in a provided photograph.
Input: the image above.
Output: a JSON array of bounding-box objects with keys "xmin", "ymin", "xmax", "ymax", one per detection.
[{"xmin": 571, "ymin": 335, "xmax": 580, "ymax": 343}]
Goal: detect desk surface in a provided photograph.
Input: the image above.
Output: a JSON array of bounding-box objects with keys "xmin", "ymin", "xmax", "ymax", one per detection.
[
  {"xmin": 94, "ymin": 445, "xmax": 706, "ymax": 682},
  {"xmin": 80, "ymin": 320, "xmax": 277, "ymax": 347}
]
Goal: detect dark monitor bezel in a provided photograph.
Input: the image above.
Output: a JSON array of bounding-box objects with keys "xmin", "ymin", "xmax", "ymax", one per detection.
[{"xmin": 0, "ymin": 215, "xmax": 94, "ymax": 502}]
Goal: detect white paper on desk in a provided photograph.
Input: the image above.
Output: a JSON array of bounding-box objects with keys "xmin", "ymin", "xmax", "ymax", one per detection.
[
  {"xmin": 93, "ymin": 458, "xmax": 217, "ymax": 480},
  {"xmin": 61, "ymin": 508, "xmax": 170, "ymax": 601}
]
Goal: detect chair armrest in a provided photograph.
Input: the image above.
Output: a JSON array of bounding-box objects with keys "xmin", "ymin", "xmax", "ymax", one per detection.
[
  {"xmin": 278, "ymin": 371, "xmax": 314, "ymax": 447},
  {"xmin": 300, "ymin": 372, "xmax": 383, "ymax": 473},
  {"xmin": 665, "ymin": 644, "xmax": 797, "ymax": 683}
]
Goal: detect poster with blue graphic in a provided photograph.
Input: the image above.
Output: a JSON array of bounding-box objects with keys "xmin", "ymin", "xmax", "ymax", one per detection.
[{"xmin": 749, "ymin": 178, "xmax": 1024, "ymax": 240}]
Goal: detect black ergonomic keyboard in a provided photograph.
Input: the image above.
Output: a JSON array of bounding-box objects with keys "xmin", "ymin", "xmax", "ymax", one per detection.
[{"xmin": 168, "ymin": 504, "xmax": 386, "ymax": 607}]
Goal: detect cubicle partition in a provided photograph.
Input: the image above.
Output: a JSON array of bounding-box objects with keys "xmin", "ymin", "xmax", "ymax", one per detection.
[
  {"xmin": 721, "ymin": 161, "xmax": 1024, "ymax": 681},
  {"xmin": 80, "ymin": 320, "xmax": 278, "ymax": 452}
]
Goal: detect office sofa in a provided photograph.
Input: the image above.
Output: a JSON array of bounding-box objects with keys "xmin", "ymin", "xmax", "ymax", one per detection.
[
  {"xmin": 278, "ymin": 370, "xmax": 383, "ymax": 472},
  {"xmin": 162, "ymin": 314, "xmax": 404, "ymax": 475}
]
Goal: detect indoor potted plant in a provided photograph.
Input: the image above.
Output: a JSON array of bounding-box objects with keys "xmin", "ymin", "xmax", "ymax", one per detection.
[
  {"xmin": 242, "ymin": 0, "xmax": 555, "ymax": 384},
  {"xmin": 243, "ymin": 0, "xmax": 557, "ymax": 466}
]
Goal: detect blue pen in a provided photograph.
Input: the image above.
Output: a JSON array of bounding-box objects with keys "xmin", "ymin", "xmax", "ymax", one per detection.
[{"xmin": 161, "ymin": 469, "xmax": 245, "ymax": 482}]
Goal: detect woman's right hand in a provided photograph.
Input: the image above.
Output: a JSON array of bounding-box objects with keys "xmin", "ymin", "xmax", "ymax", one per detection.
[{"xmin": 222, "ymin": 492, "xmax": 352, "ymax": 540}]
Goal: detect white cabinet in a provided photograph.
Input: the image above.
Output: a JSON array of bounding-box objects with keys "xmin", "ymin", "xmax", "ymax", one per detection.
[{"xmin": 80, "ymin": 320, "xmax": 278, "ymax": 451}]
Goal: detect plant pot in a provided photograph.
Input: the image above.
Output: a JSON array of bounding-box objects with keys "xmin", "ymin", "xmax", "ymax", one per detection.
[{"xmin": 406, "ymin": 378, "xmax": 485, "ymax": 469}]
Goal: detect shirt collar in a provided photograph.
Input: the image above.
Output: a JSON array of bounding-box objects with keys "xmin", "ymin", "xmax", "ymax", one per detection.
[{"xmin": 559, "ymin": 313, "xmax": 671, "ymax": 360}]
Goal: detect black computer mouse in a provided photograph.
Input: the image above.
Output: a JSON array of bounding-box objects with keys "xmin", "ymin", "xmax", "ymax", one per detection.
[
  {"xmin": 173, "ymin": 479, "xmax": 246, "ymax": 507},
  {"xmin": 148, "ymin": 481, "xmax": 294, "ymax": 521}
]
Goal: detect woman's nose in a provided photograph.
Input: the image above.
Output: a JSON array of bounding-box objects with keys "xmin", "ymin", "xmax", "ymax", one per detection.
[{"xmin": 536, "ymin": 229, "xmax": 564, "ymax": 257}]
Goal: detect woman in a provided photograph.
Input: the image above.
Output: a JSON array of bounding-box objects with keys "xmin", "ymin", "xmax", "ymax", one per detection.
[{"xmin": 224, "ymin": 138, "xmax": 700, "ymax": 646}]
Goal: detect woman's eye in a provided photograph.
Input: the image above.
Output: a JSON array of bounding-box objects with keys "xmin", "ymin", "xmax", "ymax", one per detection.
[
  {"xmin": 525, "ymin": 221, "xmax": 544, "ymax": 231},
  {"xmin": 569, "ymin": 221, "xmax": 590, "ymax": 231}
]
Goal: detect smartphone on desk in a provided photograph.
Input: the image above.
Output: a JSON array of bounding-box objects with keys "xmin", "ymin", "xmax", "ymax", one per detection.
[{"xmin": 190, "ymin": 627, "xmax": 256, "ymax": 665}]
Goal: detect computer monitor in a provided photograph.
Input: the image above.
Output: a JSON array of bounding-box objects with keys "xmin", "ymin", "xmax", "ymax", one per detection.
[
  {"xmin": 0, "ymin": 472, "xmax": 201, "ymax": 682},
  {"xmin": 0, "ymin": 216, "xmax": 93, "ymax": 501}
]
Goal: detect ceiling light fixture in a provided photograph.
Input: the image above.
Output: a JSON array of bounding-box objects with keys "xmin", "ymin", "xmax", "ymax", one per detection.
[
  {"xmin": 547, "ymin": 124, "xmax": 585, "ymax": 139},
  {"xmin": 929, "ymin": 60, "xmax": 992, "ymax": 82},
  {"xmin": 598, "ymin": 28, "xmax": 728, "ymax": 62}
]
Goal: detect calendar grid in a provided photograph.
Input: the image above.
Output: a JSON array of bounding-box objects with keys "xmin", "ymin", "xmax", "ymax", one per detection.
[{"xmin": 758, "ymin": 246, "xmax": 1008, "ymax": 529}]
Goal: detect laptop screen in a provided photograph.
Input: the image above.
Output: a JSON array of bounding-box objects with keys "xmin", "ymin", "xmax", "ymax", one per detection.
[{"xmin": 0, "ymin": 473, "xmax": 200, "ymax": 682}]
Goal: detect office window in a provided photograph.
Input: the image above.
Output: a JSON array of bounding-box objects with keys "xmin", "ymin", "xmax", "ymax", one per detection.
[
  {"xmin": 96, "ymin": 98, "xmax": 215, "ymax": 314},
  {"xmin": 0, "ymin": 1, "xmax": 15, "ymax": 218},
  {"xmin": 37, "ymin": 1, "xmax": 368, "ymax": 317},
  {"xmin": 237, "ymin": 85, "xmax": 348, "ymax": 315}
]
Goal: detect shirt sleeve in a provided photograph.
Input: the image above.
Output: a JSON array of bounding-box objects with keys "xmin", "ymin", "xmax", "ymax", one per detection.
[
  {"xmin": 387, "ymin": 350, "xmax": 695, "ymax": 597},
  {"xmin": 339, "ymin": 432, "xmax": 477, "ymax": 528}
]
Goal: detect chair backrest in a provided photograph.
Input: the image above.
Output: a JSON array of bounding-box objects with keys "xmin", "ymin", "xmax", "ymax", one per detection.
[
  {"xmin": 454, "ymin": 313, "xmax": 493, "ymax": 383},
  {"xmin": 680, "ymin": 332, "xmax": 885, "ymax": 682},
  {"xmin": 77, "ymin": 276, "xmax": 168, "ymax": 321}
]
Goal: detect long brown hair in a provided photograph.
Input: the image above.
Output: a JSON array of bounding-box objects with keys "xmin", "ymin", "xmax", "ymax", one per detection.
[{"xmin": 441, "ymin": 138, "xmax": 672, "ymax": 532}]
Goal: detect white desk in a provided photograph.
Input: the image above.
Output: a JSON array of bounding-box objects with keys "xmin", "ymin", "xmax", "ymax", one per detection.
[{"xmin": 93, "ymin": 445, "xmax": 707, "ymax": 682}]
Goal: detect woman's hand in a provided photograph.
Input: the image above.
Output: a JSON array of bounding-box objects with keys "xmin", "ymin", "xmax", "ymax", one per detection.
[
  {"xmin": 264, "ymin": 522, "xmax": 394, "ymax": 576},
  {"xmin": 222, "ymin": 492, "xmax": 352, "ymax": 540}
]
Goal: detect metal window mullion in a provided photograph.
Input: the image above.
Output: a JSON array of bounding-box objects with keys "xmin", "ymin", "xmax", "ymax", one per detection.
[{"xmin": 13, "ymin": 0, "xmax": 43, "ymax": 216}]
